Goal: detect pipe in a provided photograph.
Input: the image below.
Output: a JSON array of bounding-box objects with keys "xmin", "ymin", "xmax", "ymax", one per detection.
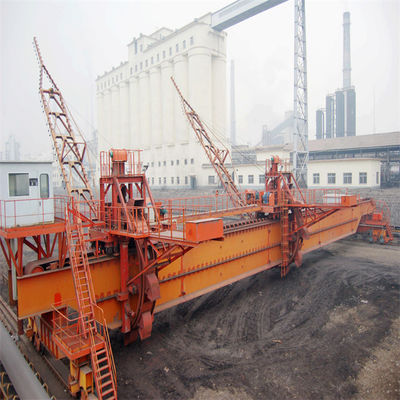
[{"xmin": 0, "ymin": 320, "xmax": 50, "ymax": 400}]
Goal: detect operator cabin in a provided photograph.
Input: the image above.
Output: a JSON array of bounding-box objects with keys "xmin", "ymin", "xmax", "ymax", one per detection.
[{"xmin": 0, "ymin": 161, "xmax": 54, "ymax": 228}]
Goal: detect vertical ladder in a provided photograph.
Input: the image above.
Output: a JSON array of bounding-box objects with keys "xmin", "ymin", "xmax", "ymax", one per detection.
[
  {"xmin": 65, "ymin": 207, "xmax": 117, "ymax": 400},
  {"xmin": 280, "ymin": 193, "xmax": 290, "ymax": 278}
]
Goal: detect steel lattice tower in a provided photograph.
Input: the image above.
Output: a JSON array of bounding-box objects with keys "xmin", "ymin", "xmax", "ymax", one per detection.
[{"xmin": 293, "ymin": 0, "xmax": 309, "ymax": 187}]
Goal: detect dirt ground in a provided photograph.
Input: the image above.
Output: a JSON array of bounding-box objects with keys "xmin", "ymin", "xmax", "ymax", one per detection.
[{"xmin": 111, "ymin": 239, "xmax": 399, "ymax": 400}]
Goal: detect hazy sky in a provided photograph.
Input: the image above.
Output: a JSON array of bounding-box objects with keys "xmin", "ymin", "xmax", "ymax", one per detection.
[{"xmin": 0, "ymin": 0, "xmax": 399, "ymax": 158}]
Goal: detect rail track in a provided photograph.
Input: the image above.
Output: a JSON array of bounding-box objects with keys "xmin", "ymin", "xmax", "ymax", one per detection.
[{"xmin": 0, "ymin": 291, "xmax": 69, "ymax": 399}]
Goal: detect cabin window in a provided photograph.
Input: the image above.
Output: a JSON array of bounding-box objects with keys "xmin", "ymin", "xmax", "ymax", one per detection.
[
  {"xmin": 40, "ymin": 174, "xmax": 49, "ymax": 198},
  {"xmin": 9, "ymin": 173, "xmax": 29, "ymax": 196}
]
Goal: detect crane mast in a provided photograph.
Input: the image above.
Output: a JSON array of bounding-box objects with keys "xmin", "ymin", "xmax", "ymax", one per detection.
[
  {"xmin": 33, "ymin": 37, "xmax": 96, "ymax": 213},
  {"xmin": 171, "ymin": 77, "xmax": 245, "ymax": 208}
]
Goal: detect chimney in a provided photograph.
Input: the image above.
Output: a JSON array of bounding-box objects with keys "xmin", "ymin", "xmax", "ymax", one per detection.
[{"xmin": 343, "ymin": 11, "xmax": 351, "ymax": 89}]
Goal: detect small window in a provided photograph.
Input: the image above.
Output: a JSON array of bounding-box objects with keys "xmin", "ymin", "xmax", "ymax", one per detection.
[
  {"xmin": 327, "ymin": 173, "xmax": 336, "ymax": 184},
  {"xmin": 313, "ymin": 173, "xmax": 320, "ymax": 184},
  {"xmin": 140, "ymin": 62, "xmax": 143, "ymax": 70},
  {"xmin": 151, "ymin": 56, "xmax": 154, "ymax": 65},
  {"xmin": 176, "ymin": 43, "xmax": 179, "ymax": 53},
  {"xmin": 171, "ymin": 177, "xmax": 174, "ymax": 184},
  {"xmin": 145, "ymin": 60, "xmax": 148, "ymax": 68},
  {"xmin": 163, "ymin": 161, "xmax": 166, "ymax": 166},
  {"xmin": 176, "ymin": 160, "xmax": 179, "ymax": 166},
  {"xmin": 183, "ymin": 40, "xmax": 186, "ymax": 49},
  {"xmin": 40, "ymin": 174, "xmax": 49, "ymax": 198},
  {"xmin": 151, "ymin": 162, "xmax": 154, "ymax": 167},
  {"xmin": 359, "ymin": 172, "xmax": 367, "ymax": 184},
  {"xmin": 157, "ymin": 54, "xmax": 159, "ymax": 62},
  {"xmin": 177, "ymin": 177, "xmax": 180, "ymax": 185},
  {"xmin": 159, "ymin": 177, "xmax": 161, "ymax": 184},
  {"xmin": 130, "ymin": 67, "xmax": 133, "ymax": 75},
  {"xmin": 158, "ymin": 161, "xmax": 161, "ymax": 167},
  {"xmin": 376, "ymin": 172, "xmax": 379, "ymax": 184},
  {"xmin": 169, "ymin": 47, "xmax": 172, "ymax": 56},
  {"xmin": 171, "ymin": 160, "xmax": 174, "ymax": 166},
  {"xmin": 163, "ymin": 177, "xmax": 166, "ymax": 184},
  {"xmin": 190, "ymin": 36, "xmax": 194, "ymax": 45},
  {"xmin": 9, "ymin": 173, "xmax": 29, "ymax": 197},
  {"xmin": 135, "ymin": 65, "xmax": 138, "ymax": 73},
  {"xmin": 190, "ymin": 158, "xmax": 194, "ymax": 164},
  {"xmin": 184, "ymin": 159, "xmax": 187, "ymax": 165},
  {"xmin": 163, "ymin": 50, "xmax": 166, "ymax": 59},
  {"xmin": 238, "ymin": 175, "xmax": 243, "ymax": 184},
  {"xmin": 151, "ymin": 177, "xmax": 154, "ymax": 185},
  {"xmin": 208, "ymin": 176, "xmax": 215, "ymax": 184},
  {"xmin": 259, "ymin": 174, "xmax": 264, "ymax": 184},
  {"xmin": 185, "ymin": 176, "xmax": 188, "ymax": 184},
  {"xmin": 248, "ymin": 175, "xmax": 254, "ymax": 184},
  {"xmin": 343, "ymin": 172, "xmax": 352, "ymax": 184}
]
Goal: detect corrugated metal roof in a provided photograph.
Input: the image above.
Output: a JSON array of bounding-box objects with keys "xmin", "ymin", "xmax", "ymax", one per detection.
[{"xmin": 309, "ymin": 132, "xmax": 400, "ymax": 152}]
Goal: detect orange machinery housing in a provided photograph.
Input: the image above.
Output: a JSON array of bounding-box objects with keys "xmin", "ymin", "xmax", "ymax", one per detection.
[{"xmin": 0, "ymin": 152, "xmax": 393, "ymax": 399}]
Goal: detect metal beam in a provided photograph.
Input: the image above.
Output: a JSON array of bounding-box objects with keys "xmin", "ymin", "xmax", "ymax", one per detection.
[{"xmin": 211, "ymin": 0, "xmax": 288, "ymax": 31}]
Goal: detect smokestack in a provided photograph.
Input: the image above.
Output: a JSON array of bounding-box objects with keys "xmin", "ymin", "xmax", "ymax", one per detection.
[
  {"xmin": 343, "ymin": 11, "xmax": 351, "ymax": 89},
  {"xmin": 230, "ymin": 60, "xmax": 236, "ymax": 146}
]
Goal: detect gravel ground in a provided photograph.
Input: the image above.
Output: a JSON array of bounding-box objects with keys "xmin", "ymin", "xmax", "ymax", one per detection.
[{"xmin": 112, "ymin": 239, "xmax": 399, "ymax": 400}]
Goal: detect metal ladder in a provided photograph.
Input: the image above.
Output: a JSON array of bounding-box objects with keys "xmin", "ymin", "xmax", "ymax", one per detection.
[
  {"xmin": 66, "ymin": 206, "xmax": 117, "ymax": 400},
  {"xmin": 280, "ymin": 193, "xmax": 290, "ymax": 278}
]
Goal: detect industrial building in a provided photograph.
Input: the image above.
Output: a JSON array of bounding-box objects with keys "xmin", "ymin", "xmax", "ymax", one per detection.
[
  {"xmin": 96, "ymin": 13, "xmax": 227, "ymax": 188},
  {"xmin": 226, "ymin": 131, "xmax": 400, "ymax": 189},
  {"xmin": 316, "ymin": 12, "xmax": 356, "ymax": 140}
]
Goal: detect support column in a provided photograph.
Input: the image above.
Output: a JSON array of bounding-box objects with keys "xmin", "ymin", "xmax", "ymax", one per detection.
[
  {"xmin": 138, "ymin": 71, "xmax": 150, "ymax": 149},
  {"xmin": 188, "ymin": 47, "xmax": 212, "ymax": 141},
  {"xmin": 119, "ymin": 240, "xmax": 130, "ymax": 333},
  {"xmin": 119, "ymin": 81, "xmax": 130, "ymax": 148},
  {"xmin": 129, "ymin": 76, "xmax": 141, "ymax": 149},
  {"xmin": 173, "ymin": 55, "xmax": 188, "ymax": 143},
  {"xmin": 111, "ymin": 85, "xmax": 120, "ymax": 148},
  {"xmin": 149, "ymin": 66, "xmax": 162, "ymax": 146},
  {"xmin": 161, "ymin": 60, "xmax": 174, "ymax": 145},
  {"xmin": 212, "ymin": 55, "xmax": 227, "ymax": 141}
]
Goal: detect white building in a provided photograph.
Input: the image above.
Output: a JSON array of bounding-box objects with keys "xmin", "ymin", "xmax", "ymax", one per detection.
[
  {"xmin": 96, "ymin": 13, "xmax": 227, "ymax": 188},
  {"xmin": 308, "ymin": 158, "xmax": 381, "ymax": 188}
]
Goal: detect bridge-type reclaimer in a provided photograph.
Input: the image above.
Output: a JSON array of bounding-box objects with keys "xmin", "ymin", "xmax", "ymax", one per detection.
[{"xmin": 0, "ymin": 40, "xmax": 393, "ymax": 400}]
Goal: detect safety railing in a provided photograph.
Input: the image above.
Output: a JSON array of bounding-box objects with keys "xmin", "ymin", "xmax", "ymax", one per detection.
[
  {"xmin": 155, "ymin": 191, "xmax": 256, "ymax": 214},
  {"xmin": 100, "ymin": 191, "xmax": 260, "ymax": 241},
  {"xmin": 289, "ymin": 188, "xmax": 360, "ymax": 206},
  {"xmin": 51, "ymin": 301, "xmax": 91, "ymax": 356},
  {"xmin": 0, "ymin": 196, "xmax": 66, "ymax": 230},
  {"xmin": 90, "ymin": 303, "xmax": 117, "ymax": 390},
  {"xmin": 100, "ymin": 149, "xmax": 143, "ymax": 177}
]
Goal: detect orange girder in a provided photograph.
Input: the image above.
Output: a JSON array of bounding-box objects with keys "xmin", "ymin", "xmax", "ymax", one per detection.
[{"xmin": 16, "ymin": 200, "xmax": 374, "ymax": 328}]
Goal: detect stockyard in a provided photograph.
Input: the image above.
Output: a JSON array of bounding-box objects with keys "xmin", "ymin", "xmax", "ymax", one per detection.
[{"xmin": 1, "ymin": 1, "xmax": 399, "ymax": 400}]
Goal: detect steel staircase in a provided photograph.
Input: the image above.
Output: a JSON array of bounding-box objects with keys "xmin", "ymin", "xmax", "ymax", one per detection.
[{"xmin": 66, "ymin": 206, "xmax": 117, "ymax": 399}]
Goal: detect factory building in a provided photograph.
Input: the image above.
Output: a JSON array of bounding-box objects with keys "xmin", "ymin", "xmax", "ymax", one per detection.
[
  {"xmin": 315, "ymin": 12, "xmax": 356, "ymax": 140},
  {"xmin": 228, "ymin": 132, "xmax": 399, "ymax": 189},
  {"xmin": 96, "ymin": 13, "xmax": 227, "ymax": 188}
]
